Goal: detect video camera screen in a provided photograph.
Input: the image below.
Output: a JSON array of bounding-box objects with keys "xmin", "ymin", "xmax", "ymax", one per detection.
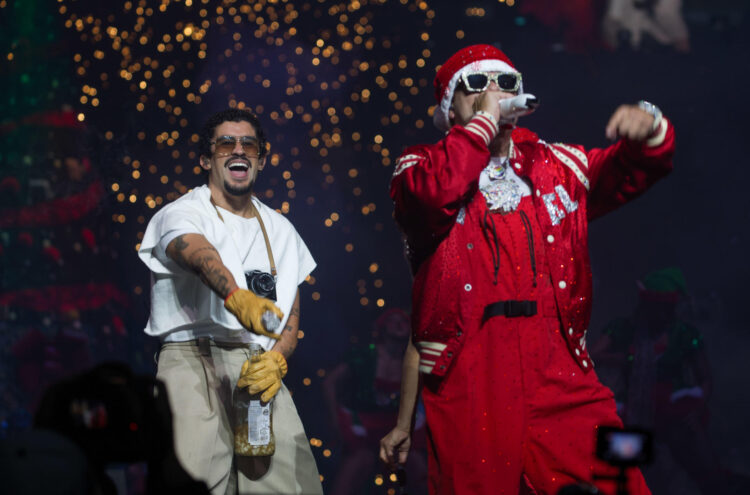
[
  {"xmin": 34, "ymin": 363, "xmax": 172, "ymax": 464},
  {"xmin": 595, "ymin": 426, "xmax": 653, "ymax": 467}
]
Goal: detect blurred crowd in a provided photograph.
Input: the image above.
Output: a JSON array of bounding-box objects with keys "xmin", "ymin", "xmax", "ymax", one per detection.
[
  {"xmin": 518, "ymin": 0, "xmax": 738, "ymax": 52},
  {"xmin": 0, "ymin": 110, "xmax": 154, "ymax": 440}
]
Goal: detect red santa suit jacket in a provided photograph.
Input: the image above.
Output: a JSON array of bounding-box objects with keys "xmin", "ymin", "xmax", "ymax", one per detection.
[{"xmin": 390, "ymin": 113, "xmax": 675, "ymax": 376}]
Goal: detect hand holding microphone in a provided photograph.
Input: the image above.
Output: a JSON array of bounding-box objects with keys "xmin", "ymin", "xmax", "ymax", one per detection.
[
  {"xmin": 498, "ymin": 94, "xmax": 539, "ymax": 123},
  {"xmin": 473, "ymin": 91, "xmax": 539, "ymax": 126}
]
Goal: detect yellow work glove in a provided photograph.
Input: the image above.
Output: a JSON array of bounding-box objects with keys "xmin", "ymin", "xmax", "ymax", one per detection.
[
  {"xmin": 224, "ymin": 288, "xmax": 284, "ymax": 340},
  {"xmin": 237, "ymin": 350, "xmax": 288, "ymax": 402}
]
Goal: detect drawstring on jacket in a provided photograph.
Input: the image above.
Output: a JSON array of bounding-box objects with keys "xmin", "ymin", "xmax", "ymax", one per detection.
[
  {"xmin": 519, "ymin": 210, "xmax": 538, "ymax": 288},
  {"xmin": 481, "ymin": 208, "xmax": 538, "ymax": 288},
  {"xmin": 482, "ymin": 209, "xmax": 501, "ymax": 285}
]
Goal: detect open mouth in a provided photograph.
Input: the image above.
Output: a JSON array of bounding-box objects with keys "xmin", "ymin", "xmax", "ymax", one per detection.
[{"xmin": 226, "ymin": 159, "xmax": 250, "ymax": 179}]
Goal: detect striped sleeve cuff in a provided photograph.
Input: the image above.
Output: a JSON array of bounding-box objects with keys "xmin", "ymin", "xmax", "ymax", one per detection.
[
  {"xmin": 464, "ymin": 112, "xmax": 499, "ymax": 147},
  {"xmin": 646, "ymin": 118, "xmax": 668, "ymax": 147},
  {"xmin": 415, "ymin": 341, "xmax": 447, "ymax": 374},
  {"xmin": 392, "ymin": 153, "xmax": 424, "ymax": 178}
]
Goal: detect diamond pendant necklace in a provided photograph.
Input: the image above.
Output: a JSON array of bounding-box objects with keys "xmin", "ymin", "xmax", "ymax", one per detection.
[{"xmin": 480, "ymin": 158, "xmax": 522, "ymax": 214}]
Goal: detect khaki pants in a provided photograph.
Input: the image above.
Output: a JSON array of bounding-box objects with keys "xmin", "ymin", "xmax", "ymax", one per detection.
[{"xmin": 157, "ymin": 340, "xmax": 323, "ymax": 495}]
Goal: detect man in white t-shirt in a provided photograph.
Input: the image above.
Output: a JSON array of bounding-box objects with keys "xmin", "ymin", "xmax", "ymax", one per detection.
[{"xmin": 139, "ymin": 108, "xmax": 323, "ymax": 494}]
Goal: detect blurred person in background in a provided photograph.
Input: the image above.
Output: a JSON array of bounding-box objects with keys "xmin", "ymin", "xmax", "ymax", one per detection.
[
  {"xmin": 591, "ymin": 268, "xmax": 750, "ymax": 494},
  {"xmin": 603, "ymin": 0, "xmax": 690, "ymax": 52},
  {"xmin": 324, "ymin": 309, "xmax": 427, "ymax": 495}
]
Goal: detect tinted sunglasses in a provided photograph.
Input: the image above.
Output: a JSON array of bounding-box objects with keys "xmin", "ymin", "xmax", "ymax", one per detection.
[
  {"xmin": 210, "ymin": 136, "xmax": 261, "ymax": 157},
  {"xmin": 459, "ymin": 71, "xmax": 522, "ymax": 93}
]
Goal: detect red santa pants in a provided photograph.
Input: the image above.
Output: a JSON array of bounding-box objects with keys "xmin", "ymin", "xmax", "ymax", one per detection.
[{"xmin": 421, "ymin": 310, "xmax": 651, "ymax": 495}]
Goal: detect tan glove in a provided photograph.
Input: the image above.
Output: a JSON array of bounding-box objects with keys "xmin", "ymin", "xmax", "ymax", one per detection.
[
  {"xmin": 224, "ymin": 288, "xmax": 284, "ymax": 340},
  {"xmin": 237, "ymin": 350, "xmax": 288, "ymax": 402}
]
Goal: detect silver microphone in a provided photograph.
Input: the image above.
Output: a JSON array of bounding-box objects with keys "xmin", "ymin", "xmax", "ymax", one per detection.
[{"xmin": 498, "ymin": 93, "xmax": 539, "ymax": 124}]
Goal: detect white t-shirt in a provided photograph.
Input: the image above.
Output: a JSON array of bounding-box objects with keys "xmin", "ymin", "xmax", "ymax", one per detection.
[{"xmin": 138, "ymin": 185, "xmax": 316, "ymax": 350}]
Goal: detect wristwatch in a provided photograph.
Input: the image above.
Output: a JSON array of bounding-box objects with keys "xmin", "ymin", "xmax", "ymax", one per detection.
[{"xmin": 637, "ymin": 100, "xmax": 663, "ymax": 133}]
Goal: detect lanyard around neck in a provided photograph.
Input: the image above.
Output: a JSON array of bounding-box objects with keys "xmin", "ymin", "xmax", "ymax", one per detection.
[{"xmin": 210, "ymin": 195, "xmax": 277, "ymax": 278}]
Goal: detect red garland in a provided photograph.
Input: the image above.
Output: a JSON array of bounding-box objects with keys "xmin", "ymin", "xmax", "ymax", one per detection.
[
  {"xmin": 42, "ymin": 245, "xmax": 62, "ymax": 262},
  {"xmin": 0, "ymin": 109, "xmax": 85, "ymax": 134},
  {"xmin": 81, "ymin": 227, "xmax": 97, "ymax": 249},
  {"xmin": 0, "ymin": 180, "xmax": 104, "ymax": 228},
  {"xmin": 0, "ymin": 282, "xmax": 130, "ymax": 312}
]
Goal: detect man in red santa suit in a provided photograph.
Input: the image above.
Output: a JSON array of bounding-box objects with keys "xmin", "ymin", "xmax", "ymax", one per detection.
[{"xmin": 379, "ymin": 44, "xmax": 674, "ymax": 495}]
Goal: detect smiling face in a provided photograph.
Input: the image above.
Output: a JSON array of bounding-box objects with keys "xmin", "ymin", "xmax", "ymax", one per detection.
[{"xmin": 200, "ymin": 120, "xmax": 265, "ymax": 197}]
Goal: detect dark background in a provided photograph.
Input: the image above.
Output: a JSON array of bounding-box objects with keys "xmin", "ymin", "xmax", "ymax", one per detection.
[{"xmin": 2, "ymin": 0, "xmax": 749, "ymax": 493}]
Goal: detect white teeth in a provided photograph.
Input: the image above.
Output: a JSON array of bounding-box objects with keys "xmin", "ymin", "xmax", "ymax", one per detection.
[{"xmin": 228, "ymin": 162, "xmax": 249, "ymax": 171}]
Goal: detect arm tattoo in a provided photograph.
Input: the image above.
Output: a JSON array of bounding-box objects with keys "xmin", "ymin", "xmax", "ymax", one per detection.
[
  {"xmin": 275, "ymin": 328, "xmax": 298, "ymax": 359},
  {"xmin": 290, "ymin": 307, "xmax": 300, "ymax": 317},
  {"xmin": 196, "ymin": 257, "xmax": 232, "ymax": 297},
  {"xmin": 173, "ymin": 235, "xmax": 189, "ymax": 252},
  {"xmin": 188, "ymin": 245, "xmax": 219, "ymax": 258},
  {"xmin": 166, "ymin": 234, "xmax": 237, "ymax": 298},
  {"xmin": 185, "ymin": 246, "xmax": 221, "ymax": 272}
]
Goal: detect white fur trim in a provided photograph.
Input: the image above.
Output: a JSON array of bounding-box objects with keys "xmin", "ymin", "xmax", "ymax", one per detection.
[{"xmin": 433, "ymin": 59, "xmax": 519, "ymax": 132}]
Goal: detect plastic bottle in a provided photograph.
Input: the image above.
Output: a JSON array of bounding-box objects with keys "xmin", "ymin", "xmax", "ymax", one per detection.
[{"xmin": 234, "ymin": 343, "xmax": 275, "ymax": 456}]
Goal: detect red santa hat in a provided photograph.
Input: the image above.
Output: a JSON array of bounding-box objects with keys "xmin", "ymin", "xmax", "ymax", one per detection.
[{"xmin": 433, "ymin": 44, "xmax": 519, "ymax": 132}]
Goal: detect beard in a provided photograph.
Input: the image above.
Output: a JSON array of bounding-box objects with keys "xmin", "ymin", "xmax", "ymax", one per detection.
[{"xmin": 223, "ymin": 179, "xmax": 253, "ymax": 196}]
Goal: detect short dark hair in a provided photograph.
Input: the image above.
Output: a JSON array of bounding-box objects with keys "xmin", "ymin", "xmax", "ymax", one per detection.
[{"xmin": 198, "ymin": 108, "xmax": 268, "ymax": 159}]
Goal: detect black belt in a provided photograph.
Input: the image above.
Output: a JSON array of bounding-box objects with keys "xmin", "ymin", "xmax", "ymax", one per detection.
[{"xmin": 483, "ymin": 300, "xmax": 537, "ymax": 322}]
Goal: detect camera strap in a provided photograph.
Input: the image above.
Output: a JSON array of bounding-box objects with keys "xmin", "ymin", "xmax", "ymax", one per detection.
[{"xmin": 210, "ymin": 196, "xmax": 277, "ymax": 278}]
